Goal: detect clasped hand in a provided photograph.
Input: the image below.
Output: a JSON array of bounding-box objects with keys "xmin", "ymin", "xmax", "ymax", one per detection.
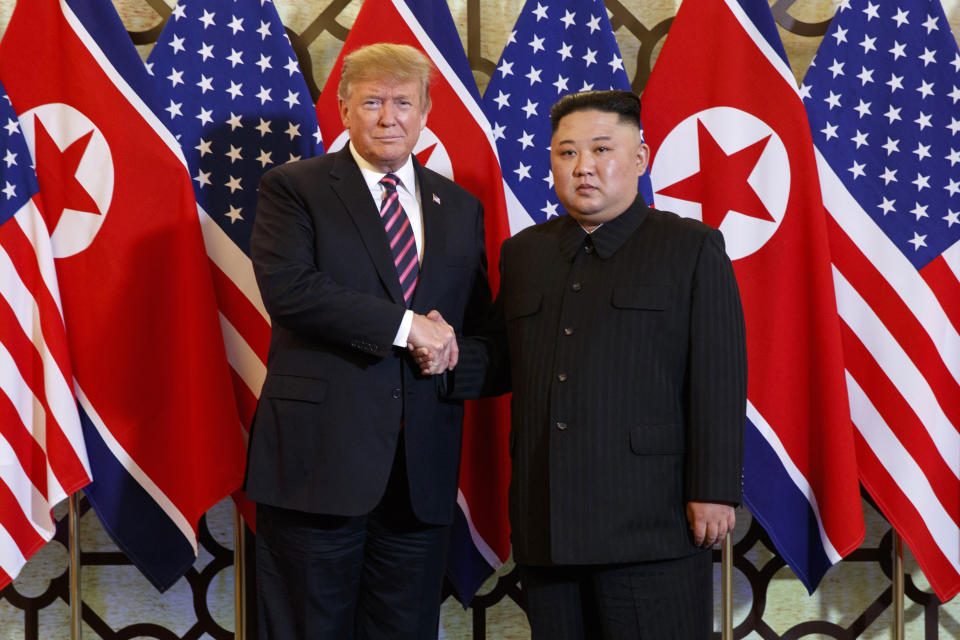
[{"xmin": 407, "ymin": 310, "xmax": 458, "ymax": 375}]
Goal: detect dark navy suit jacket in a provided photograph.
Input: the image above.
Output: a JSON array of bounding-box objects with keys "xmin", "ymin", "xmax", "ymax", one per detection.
[{"xmin": 244, "ymin": 146, "xmax": 492, "ymax": 526}]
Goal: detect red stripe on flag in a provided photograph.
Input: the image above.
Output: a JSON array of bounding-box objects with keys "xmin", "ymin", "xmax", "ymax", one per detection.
[
  {"xmin": 828, "ymin": 218, "xmax": 960, "ymax": 427},
  {"xmin": 0, "ymin": 469, "xmax": 48, "ymax": 560},
  {"xmin": 855, "ymin": 432, "xmax": 960, "ymax": 601},
  {"xmin": 43, "ymin": 416, "xmax": 89, "ymax": 497},
  {"xmin": 229, "ymin": 368, "xmax": 257, "ymax": 430},
  {"xmin": 0, "ymin": 275, "xmax": 87, "ymax": 497},
  {"xmin": 919, "ymin": 256, "xmax": 960, "ymax": 337},
  {"xmin": 0, "ymin": 386, "xmax": 49, "ymax": 496},
  {"xmin": 208, "ymin": 259, "xmax": 271, "ymax": 364},
  {"xmin": 841, "ymin": 324, "xmax": 960, "ymax": 527},
  {"xmin": 0, "ymin": 297, "xmax": 88, "ymax": 498},
  {"xmin": 0, "ymin": 221, "xmax": 72, "ymax": 386}
]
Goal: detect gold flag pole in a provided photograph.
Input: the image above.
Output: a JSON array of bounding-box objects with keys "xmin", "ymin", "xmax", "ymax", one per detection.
[
  {"xmin": 69, "ymin": 493, "xmax": 82, "ymax": 640},
  {"xmin": 893, "ymin": 530, "xmax": 904, "ymax": 640},
  {"xmin": 234, "ymin": 507, "xmax": 246, "ymax": 640},
  {"xmin": 722, "ymin": 532, "xmax": 733, "ymax": 640}
]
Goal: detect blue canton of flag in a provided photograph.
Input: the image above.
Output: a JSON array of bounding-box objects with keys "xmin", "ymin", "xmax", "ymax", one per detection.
[
  {"xmin": 1, "ymin": 93, "xmax": 37, "ymax": 222},
  {"xmin": 481, "ymin": 0, "xmax": 653, "ymax": 229},
  {"xmin": 148, "ymin": 0, "xmax": 323, "ymax": 256},
  {"xmin": 803, "ymin": 0, "xmax": 960, "ymax": 265}
]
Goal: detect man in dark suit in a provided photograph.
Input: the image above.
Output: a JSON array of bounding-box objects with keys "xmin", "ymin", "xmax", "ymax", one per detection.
[
  {"xmin": 421, "ymin": 90, "xmax": 746, "ymax": 638},
  {"xmin": 244, "ymin": 43, "xmax": 492, "ymax": 639}
]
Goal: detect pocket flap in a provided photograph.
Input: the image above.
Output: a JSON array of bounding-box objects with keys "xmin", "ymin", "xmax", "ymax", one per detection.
[
  {"xmin": 262, "ymin": 373, "xmax": 328, "ymax": 403},
  {"xmin": 630, "ymin": 424, "xmax": 683, "ymax": 455},
  {"xmin": 612, "ymin": 285, "xmax": 672, "ymax": 310},
  {"xmin": 505, "ymin": 291, "xmax": 543, "ymax": 320}
]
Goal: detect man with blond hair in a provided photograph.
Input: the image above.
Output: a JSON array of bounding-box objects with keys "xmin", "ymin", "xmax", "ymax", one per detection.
[{"xmin": 245, "ymin": 42, "xmax": 492, "ymax": 639}]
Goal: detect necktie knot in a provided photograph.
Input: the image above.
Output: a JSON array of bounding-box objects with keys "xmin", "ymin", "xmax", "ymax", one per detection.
[{"xmin": 380, "ymin": 173, "xmax": 400, "ymax": 194}]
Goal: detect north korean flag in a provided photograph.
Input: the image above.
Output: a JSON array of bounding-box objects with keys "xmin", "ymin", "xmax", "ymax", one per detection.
[
  {"xmin": 642, "ymin": 0, "xmax": 864, "ymax": 591},
  {"xmin": 0, "ymin": 0, "xmax": 246, "ymax": 590}
]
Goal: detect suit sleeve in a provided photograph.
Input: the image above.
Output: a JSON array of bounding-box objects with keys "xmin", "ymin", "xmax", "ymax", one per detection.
[
  {"xmin": 447, "ymin": 232, "xmax": 511, "ymax": 399},
  {"xmin": 684, "ymin": 229, "xmax": 747, "ymax": 504},
  {"xmin": 250, "ymin": 166, "xmax": 406, "ymax": 358}
]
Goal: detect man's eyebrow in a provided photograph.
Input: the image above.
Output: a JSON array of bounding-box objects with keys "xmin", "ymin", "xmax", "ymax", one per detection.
[{"xmin": 554, "ymin": 134, "xmax": 613, "ymax": 146}]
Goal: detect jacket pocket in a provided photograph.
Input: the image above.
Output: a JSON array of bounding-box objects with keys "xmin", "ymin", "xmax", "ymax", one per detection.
[
  {"xmin": 612, "ymin": 285, "xmax": 672, "ymax": 311},
  {"xmin": 630, "ymin": 424, "xmax": 683, "ymax": 455},
  {"xmin": 261, "ymin": 373, "xmax": 328, "ymax": 403},
  {"xmin": 504, "ymin": 291, "xmax": 543, "ymax": 320}
]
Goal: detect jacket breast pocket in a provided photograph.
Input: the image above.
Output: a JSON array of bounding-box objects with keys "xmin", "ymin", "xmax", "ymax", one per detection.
[
  {"xmin": 504, "ymin": 291, "xmax": 543, "ymax": 320},
  {"xmin": 611, "ymin": 285, "xmax": 672, "ymax": 311}
]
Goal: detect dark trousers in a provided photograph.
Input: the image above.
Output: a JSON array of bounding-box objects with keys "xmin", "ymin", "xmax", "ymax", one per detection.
[
  {"xmin": 255, "ymin": 440, "xmax": 451, "ymax": 640},
  {"xmin": 520, "ymin": 551, "xmax": 713, "ymax": 640}
]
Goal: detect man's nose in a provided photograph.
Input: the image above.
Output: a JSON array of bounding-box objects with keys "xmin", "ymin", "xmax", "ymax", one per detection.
[
  {"xmin": 574, "ymin": 154, "xmax": 594, "ymax": 176},
  {"xmin": 378, "ymin": 103, "xmax": 398, "ymax": 125}
]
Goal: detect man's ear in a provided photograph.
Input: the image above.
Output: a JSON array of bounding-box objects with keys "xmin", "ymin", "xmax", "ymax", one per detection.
[
  {"xmin": 419, "ymin": 101, "xmax": 430, "ymax": 132},
  {"xmin": 339, "ymin": 97, "xmax": 350, "ymax": 128},
  {"xmin": 637, "ymin": 142, "xmax": 651, "ymax": 176}
]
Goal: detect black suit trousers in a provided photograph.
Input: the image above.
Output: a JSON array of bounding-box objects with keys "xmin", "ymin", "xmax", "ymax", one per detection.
[
  {"xmin": 255, "ymin": 440, "xmax": 451, "ymax": 640},
  {"xmin": 520, "ymin": 551, "xmax": 712, "ymax": 640}
]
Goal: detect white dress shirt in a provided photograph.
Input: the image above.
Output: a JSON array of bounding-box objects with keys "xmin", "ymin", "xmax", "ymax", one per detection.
[{"xmin": 348, "ymin": 141, "xmax": 423, "ymax": 347}]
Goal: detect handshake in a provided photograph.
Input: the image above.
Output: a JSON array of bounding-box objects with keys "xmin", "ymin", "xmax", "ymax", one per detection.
[{"xmin": 407, "ymin": 310, "xmax": 458, "ymax": 376}]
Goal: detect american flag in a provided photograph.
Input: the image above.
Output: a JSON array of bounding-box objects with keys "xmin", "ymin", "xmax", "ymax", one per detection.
[
  {"xmin": 0, "ymin": 83, "xmax": 91, "ymax": 591},
  {"xmin": 803, "ymin": 0, "xmax": 960, "ymax": 601},
  {"xmin": 481, "ymin": 0, "xmax": 654, "ymax": 234},
  {"xmin": 147, "ymin": 0, "xmax": 323, "ymax": 496}
]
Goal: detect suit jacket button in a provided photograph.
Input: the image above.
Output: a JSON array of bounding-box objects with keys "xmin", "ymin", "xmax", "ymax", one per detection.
[
  {"xmin": 392, "ymin": 388, "xmax": 401, "ymax": 399},
  {"xmin": 557, "ymin": 373, "xmax": 567, "ymax": 382},
  {"xmin": 556, "ymin": 422, "xmax": 567, "ymax": 431},
  {"xmin": 571, "ymin": 281, "xmax": 582, "ymax": 292},
  {"xmin": 563, "ymin": 326, "xmax": 574, "ymax": 336}
]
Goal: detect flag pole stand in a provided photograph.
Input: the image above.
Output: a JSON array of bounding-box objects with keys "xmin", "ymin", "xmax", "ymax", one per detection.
[
  {"xmin": 721, "ymin": 532, "xmax": 733, "ymax": 640},
  {"xmin": 68, "ymin": 493, "xmax": 82, "ymax": 640},
  {"xmin": 893, "ymin": 530, "xmax": 904, "ymax": 640},
  {"xmin": 234, "ymin": 507, "xmax": 246, "ymax": 640}
]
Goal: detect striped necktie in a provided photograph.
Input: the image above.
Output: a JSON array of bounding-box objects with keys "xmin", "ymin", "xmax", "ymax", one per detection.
[{"xmin": 378, "ymin": 173, "xmax": 419, "ymax": 306}]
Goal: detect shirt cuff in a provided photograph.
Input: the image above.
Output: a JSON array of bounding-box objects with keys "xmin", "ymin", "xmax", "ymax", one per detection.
[{"xmin": 393, "ymin": 309, "xmax": 414, "ymax": 347}]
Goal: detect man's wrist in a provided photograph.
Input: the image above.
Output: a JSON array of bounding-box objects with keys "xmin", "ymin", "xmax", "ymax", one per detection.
[{"xmin": 393, "ymin": 309, "xmax": 414, "ymax": 347}]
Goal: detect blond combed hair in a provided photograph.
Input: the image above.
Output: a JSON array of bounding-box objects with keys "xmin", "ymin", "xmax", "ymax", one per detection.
[{"xmin": 338, "ymin": 43, "xmax": 434, "ymax": 109}]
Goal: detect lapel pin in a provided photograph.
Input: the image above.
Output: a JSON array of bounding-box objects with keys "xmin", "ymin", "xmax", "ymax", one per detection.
[{"xmin": 432, "ymin": 193, "xmax": 441, "ymax": 205}]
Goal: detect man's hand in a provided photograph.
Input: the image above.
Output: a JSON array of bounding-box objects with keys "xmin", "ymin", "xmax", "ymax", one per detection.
[
  {"xmin": 686, "ymin": 501, "xmax": 736, "ymax": 548},
  {"xmin": 408, "ymin": 310, "xmax": 458, "ymax": 374}
]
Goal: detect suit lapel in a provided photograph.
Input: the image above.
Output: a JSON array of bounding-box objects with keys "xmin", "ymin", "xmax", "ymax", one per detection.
[{"xmin": 329, "ymin": 147, "xmax": 405, "ymax": 305}]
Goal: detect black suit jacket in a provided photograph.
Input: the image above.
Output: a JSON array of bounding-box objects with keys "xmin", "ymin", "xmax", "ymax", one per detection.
[
  {"xmin": 244, "ymin": 147, "xmax": 492, "ymax": 526},
  {"xmin": 455, "ymin": 197, "xmax": 746, "ymax": 564}
]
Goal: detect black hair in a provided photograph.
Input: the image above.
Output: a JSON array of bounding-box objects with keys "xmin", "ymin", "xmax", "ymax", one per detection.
[{"xmin": 549, "ymin": 90, "xmax": 642, "ymax": 133}]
